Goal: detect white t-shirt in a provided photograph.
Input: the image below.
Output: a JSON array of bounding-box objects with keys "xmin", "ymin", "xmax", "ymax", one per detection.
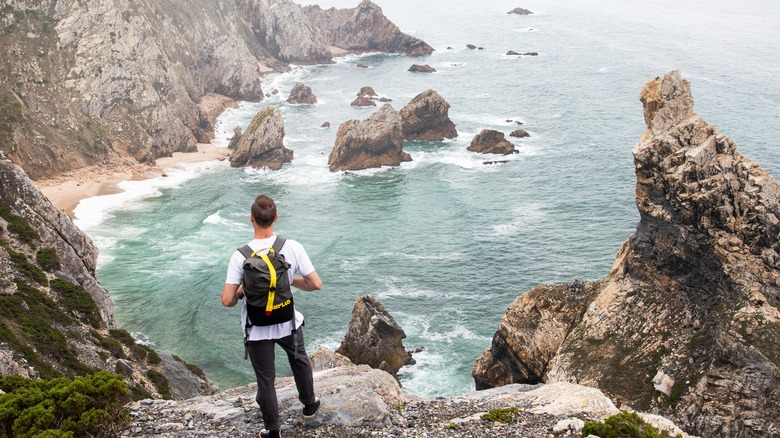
[{"xmin": 225, "ymin": 235, "xmax": 315, "ymax": 341}]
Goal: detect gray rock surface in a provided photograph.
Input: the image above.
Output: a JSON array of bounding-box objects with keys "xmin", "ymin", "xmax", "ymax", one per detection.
[
  {"xmin": 3, "ymin": 0, "xmax": 430, "ymax": 180},
  {"xmin": 472, "ymin": 70, "xmax": 780, "ymax": 437},
  {"xmin": 230, "ymin": 106, "xmax": 292, "ymax": 170},
  {"xmin": 328, "ymin": 104, "xmax": 411, "ymax": 172},
  {"xmin": 302, "ymin": 0, "xmax": 434, "ymax": 57}
]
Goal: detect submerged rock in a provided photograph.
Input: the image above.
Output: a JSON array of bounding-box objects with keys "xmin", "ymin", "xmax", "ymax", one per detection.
[
  {"xmin": 509, "ymin": 129, "xmax": 530, "ymax": 138},
  {"xmin": 230, "ymin": 106, "xmax": 292, "ymax": 170},
  {"xmin": 473, "ymin": 70, "xmax": 780, "ymax": 438},
  {"xmin": 508, "ymin": 7, "xmax": 533, "ymax": 15},
  {"xmin": 399, "ymin": 89, "xmax": 457, "ymax": 141},
  {"xmin": 408, "ymin": 64, "xmax": 436, "ymax": 73},
  {"xmin": 328, "ymin": 104, "xmax": 411, "ymax": 172}
]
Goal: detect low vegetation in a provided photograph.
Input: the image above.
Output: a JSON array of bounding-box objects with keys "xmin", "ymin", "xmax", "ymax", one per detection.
[
  {"xmin": 581, "ymin": 412, "xmax": 682, "ymax": 438},
  {"xmin": 0, "ymin": 371, "xmax": 131, "ymax": 438}
]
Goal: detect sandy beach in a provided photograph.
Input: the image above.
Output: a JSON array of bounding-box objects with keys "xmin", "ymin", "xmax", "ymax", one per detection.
[{"xmin": 37, "ymin": 143, "xmax": 231, "ymax": 219}]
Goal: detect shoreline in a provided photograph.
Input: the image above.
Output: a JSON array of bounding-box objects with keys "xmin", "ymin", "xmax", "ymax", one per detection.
[{"xmin": 37, "ymin": 143, "xmax": 231, "ymax": 219}]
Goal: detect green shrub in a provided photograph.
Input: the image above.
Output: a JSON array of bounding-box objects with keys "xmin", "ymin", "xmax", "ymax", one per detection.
[
  {"xmin": 0, "ymin": 281, "xmax": 93, "ymax": 377},
  {"xmin": 0, "ymin": 371, "xmax": 130, "ymax": 438},
  {"xmin": 35, "ymin": 248, "xmax": 60, "ymax": 272},
  {"xmin": 6, "ymin": 248, "xmax": 47, "ymax": 286},
  {"xmin": 480, "ymin": 407, "xmax": 518, "ymax": 423},
  {"xmin": 92, "ymin": 335, "xmax": 125, "ymax": 359},
  {"xmin": 0, "ymin": 199, "xmax": 39, "ymax": 244},
  {"xmin": 145, "ymin": 369, "xmax": 171, "ymax": 400},
  {"xmin": 50, "ymin": 279, "xmax": 101, "ymax": 328},
  {"xmin": 108, "ymin": 328, "xmax": 136, "ymax": 346},
  {"xmin": 128, "ymin": 384, "xmax": 153, "ymax": 401},
  {"xmin": 581, "ymin": 411, "xmax": 681, "ymax": 438}
]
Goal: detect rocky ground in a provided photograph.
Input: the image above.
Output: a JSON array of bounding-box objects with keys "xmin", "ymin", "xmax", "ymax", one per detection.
[{"xmin": 126, "ymin": 393, "xmax": 592, "ymax": 437}]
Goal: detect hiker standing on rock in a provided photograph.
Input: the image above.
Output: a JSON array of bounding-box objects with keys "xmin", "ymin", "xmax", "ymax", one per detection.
[{"xmin": 221, "ymin": 194, "xmax": 323, "ymax": 438}]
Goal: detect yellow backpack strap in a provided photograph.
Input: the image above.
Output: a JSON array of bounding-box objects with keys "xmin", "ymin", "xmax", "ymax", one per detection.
[{"xmin": 259, "ymin": 253, "xmax": 277, "ymax": 316}]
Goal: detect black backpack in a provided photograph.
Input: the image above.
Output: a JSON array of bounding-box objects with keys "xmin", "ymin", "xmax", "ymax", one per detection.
[{"xmin": 238, "ymin": 237, "xmax": 295, "ymax": 327}]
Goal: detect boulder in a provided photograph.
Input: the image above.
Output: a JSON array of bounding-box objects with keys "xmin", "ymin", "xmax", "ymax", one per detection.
[
  {"xmin": 523, "ymin": 51, "xmax": 539, "ymax": 56},
  {"xmin": 351, "ymin": 96, "xmax": 377, "ymax": 107},
  {"xmin": 286, "ymin": 83, "xmax": 317, "ymax": 104},
  {"xmin": 321, "ymin": 121, "xmax": 331, "ymax": 128},
  {"xmin": 472, "ymin": 70, "xmax": 780, "ymax": 438},
  {"xmin": 509, "ymin": 129, "xmax": 530, "ymax": 138},
  {"xmin": 399, "ymin": 89, "xmax": 458, "ymax": 141},
  {"xmin": 466, "ymin": 44, "xmax": 477, "ymax": 49},
  {"xmin": 508, "ymin": 7, "xmax": 533, "ymax": 15},
  {"xmin": 507, "ymin": 50, "xmax": 520, "ymax": 55},
  {"xmin": 328, "ymin": 104, "xmax": 411, "ymax": 172},
  {"xmin": 467, "ymin": 129, "xmax": 517, "ymax": 155},
  {"xmin": 408, "ymin": 64, "xmax": 436, "ymax": 73},
  {"xmin": 356, "ymin": 63, "xmax": 369, "ymax": 69},
  {"xmin": 230, "ymin": 106, "xmax": 292, "ymax": 170},
  {"xmin": 336, "ymin": 295, "xmax": 412, "ymax": 376}
]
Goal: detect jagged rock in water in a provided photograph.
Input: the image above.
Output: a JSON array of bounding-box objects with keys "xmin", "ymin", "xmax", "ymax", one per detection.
[
  {"xmin": 508, "ymin": 7, "xmax": 533, "ymax": 15},
  {"xmin": 230, "ymin": 106, "xmax": 292, "ymax": 170},
  {"xmin": 302, "ymin": 0, "xmax": 434, "ymax": 56},
  {"xmin": 358, "ymin": 86, "xmax": 378, "ymax": 97},
  {"xmin": 321, "ymin": 121, "xmax": 331, "ymax": 128},
  {"xmin": 227, "ymin": 127, "xmax": 243, "ymax": 149},
  {"xmin": 286, "ymin": 83, "xmax": 317, "ymax": 104},
  {"xmin": 336, "ymin": 295, "xmax": 412, "ymax": 376},
  {"xmin": 328, "ymin": 104, "xmax": 411, "ymax": 172},
  {"xmin": 408, "ymin": 64, "xmax": 436, "ymax": 73},
  {"xmin": 467, "ymin": 129, "xmax": 517, "ymax": 155},
  {"xmin": 510, "ymin": 129, "xmax": 530, "ymax": 138},
  {"xmin": 472, "ymin": 70, "xmax": 780, "ymax": 438},
  {"xmin": 399, "ymin": 89, "xmax": 457, "ymax": 141},
  {"xmin": 351, "ymin": 96, "xmax": 377, "ymax": 107}
]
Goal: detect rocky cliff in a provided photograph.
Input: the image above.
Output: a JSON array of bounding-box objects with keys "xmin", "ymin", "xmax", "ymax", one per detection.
[
  {"xmin": 0, "ymin": 156, "xmax": 214, "ymax": 399},
  {"xmin": 0, "ymin": 0, "xmax": 430, "ymax": 180},
  {"xmin": 472, "ymin": 70, "xmax": 780, "ymax": 437}
]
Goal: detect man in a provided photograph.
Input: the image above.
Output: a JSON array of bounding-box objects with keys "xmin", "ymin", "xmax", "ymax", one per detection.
[{"xmin": 222, "ymin": 194, "xmax": 323, "ymax": 438}]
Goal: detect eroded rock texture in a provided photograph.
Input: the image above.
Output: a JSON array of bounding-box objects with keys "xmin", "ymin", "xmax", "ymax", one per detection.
[{"xmin": 473, "ymin": 70, "xmax": 780, "ymax": 437}]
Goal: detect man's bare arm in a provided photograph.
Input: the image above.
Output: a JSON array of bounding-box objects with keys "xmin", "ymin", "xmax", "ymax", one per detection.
[
  {"xmin": 292, "ymin": 271, "xmax": 322, "ymax": 291},
  {"xmin": 221, "ymin": 283, "xmax": 243, "ymax": 307}
]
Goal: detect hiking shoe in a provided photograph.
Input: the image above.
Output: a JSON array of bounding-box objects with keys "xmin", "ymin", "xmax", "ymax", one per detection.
[
  {"xmin": 258, "ymin": 429, "xmax": 280, "ymax": 438},
  {"xmin": 302, "ymin": 398, "xmax": 321, "ymax": 418}
]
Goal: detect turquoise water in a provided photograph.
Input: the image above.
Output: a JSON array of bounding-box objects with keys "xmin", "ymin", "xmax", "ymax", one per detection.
[{"xmin": 75, "ymin": 0, "xmax": 780, "ymax": 397}]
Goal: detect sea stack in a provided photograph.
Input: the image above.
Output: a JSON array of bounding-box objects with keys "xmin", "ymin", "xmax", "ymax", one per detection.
[
  {"xmin": 328, "ymin": 104, "xmax": 411, "ymax": 172},
  {"xmin": 472, "ymin": 70, "xmax": 780, "ymax": 437},
  {"xmin": 230, "ymin": 106, "xmax": 292, "ymax": 170},
  {"xmin": 399, "ymin": 89, "xmax": 457, "ymax": 141}
]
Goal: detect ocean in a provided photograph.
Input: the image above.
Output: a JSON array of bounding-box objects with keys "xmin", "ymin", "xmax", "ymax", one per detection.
[{"xmin": 73, "ymin": 0, "xmax": 780, "ymax": 398}]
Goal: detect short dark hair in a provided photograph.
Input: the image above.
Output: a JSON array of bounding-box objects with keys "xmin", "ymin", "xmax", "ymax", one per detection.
[{"xmin": 251, "ymin": 195, "xmax": 276, "ymax": 227}]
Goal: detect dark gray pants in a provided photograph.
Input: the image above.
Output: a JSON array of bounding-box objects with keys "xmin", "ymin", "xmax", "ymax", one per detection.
[{"xmin": 246, "ymin": 327, "xmax": 315, "ymax": 431}]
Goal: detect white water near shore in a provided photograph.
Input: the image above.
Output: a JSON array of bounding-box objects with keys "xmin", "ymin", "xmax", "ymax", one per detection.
[{"xmin": 75, "ymin": 0, "xmax": 780, "ymax": 397}]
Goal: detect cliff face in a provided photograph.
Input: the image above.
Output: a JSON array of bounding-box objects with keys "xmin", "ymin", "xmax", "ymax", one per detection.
[
  {"xmin": 0, "ymin": 156, "xmax": 214, "ymax": 399},
  {"xmin": 473, "ymin": 71, "xmax": 780, "ymax": 438},
  {"xmin": 0, "ymin": 0, "xmax": 430, "ymax": 180}
]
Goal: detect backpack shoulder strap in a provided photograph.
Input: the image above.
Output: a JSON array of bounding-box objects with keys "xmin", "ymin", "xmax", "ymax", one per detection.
[
  {"xmin": 237, "ymin": 244, "xmax": 254, "ymax": 259},
  {"xmin": 271, "ymin": 236, "xmax": 286, "ymax": 254}
]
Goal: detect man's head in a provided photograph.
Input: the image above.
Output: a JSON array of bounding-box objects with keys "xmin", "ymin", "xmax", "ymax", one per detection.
[{"xmin": 251, "ymin": 195, "xmax": 277, "ymax": 228}]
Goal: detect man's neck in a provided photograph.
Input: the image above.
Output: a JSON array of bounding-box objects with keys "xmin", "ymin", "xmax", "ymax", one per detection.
[{"xmin": 254, "ymin": 227, "xmax": 274, "ymax": 239}]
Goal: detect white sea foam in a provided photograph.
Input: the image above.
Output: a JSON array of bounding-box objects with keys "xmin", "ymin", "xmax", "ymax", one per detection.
[{"xmin": 73, "ymin": 161, "xmax": 229, "ymax": 231}]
